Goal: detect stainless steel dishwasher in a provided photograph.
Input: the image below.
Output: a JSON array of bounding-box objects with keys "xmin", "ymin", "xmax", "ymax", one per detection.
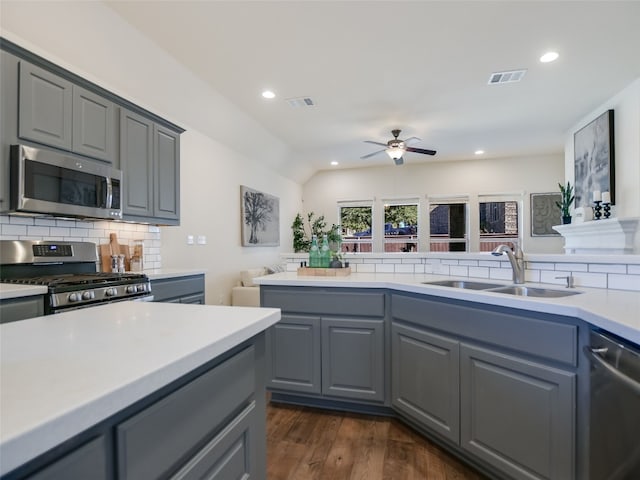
[{"xmin": 586, "ymin": 329, "xmax": 640, "ymax": 480}]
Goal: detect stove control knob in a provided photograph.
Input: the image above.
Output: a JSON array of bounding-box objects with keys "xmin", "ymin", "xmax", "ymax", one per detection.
[
  {"xmin": 82, "ymin": 291, "xmax": 94, "ymax": 301},
  {"xmin": 137, "ymin": 284, "xmax": 146, "ymax": 293},
  {"xmin": 126, "ymin": 285, "xmax": 136, "ymax": 294},
  {"xmin": 68, "ymin": 292, "xmax": 80, "ymax": 303},
  {"xmin": 105, "ymin": 288, "xmax": 117, "ymax": 297}
]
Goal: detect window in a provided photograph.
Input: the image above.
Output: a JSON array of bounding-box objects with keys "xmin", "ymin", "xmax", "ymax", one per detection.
[
  {"xmin": 339, "ymin": 204, "xmax": 373, "ymax": 253},
  {"xmin": 478, "ymin": 197, "xmax": 521, "ymax": 252},
  {"xmin": 383, "ymin": 202, "xmax": 418, "ymax": 252},
  {"xmin": 429, "ymin": 200, "xmax": 468, "ymax": 252}
]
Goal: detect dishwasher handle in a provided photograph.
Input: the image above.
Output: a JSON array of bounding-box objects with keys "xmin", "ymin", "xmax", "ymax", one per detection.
[{"xmin": 585, "ymin": 346, "xmax": 640, "ymax": 395}]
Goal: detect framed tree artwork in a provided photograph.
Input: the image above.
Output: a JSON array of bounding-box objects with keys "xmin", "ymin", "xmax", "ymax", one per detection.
[
  {"xmin": 573, "ymin": 110, "xmax": 615, "ymax": 208},
  {"xmin": 240, "ymin": 185, "xmax": 280, "ymax": 246}
]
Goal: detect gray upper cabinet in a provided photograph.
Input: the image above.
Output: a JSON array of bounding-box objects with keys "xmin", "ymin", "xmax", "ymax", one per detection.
[
  {"xmin": 120, "ymin": 109, "xmax": 153, "ymax": 217},
  {"xmin": 154, "ymin": 124, "xmax": 180, "ymax": 221},
  {"xmin": 18, "ymin": 62, "xmax": 116, "ymax": 163},
  {"xmin": 121, "ymin": 109, "xmax": 180, "ymax": 224},
  {"xmin": 460, "ymin": 344, "xmax": 576, "ymax": 480},
  {"xmin": 72, "ymin": 86, "xmax": 116, "ymax": 162},
  {"xmin": 18, "ymin": 61, "xmax": 73, "ymax": 151},
  {"xmin": 391, "ymin": 321, "xmax": 460, "ymax": 443}
]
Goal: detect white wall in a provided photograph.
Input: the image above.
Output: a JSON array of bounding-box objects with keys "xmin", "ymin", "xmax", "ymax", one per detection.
[
  {"xmin": 0, "ymin": 1, "xmax": 302, "ymax": 304},
  {"xmin": 302, "ymin": 154, "xmax": 565, "ymax": 254},
  {"xmin": 564, "ymin": 78, "xmax": 640, "ymax": 251}
]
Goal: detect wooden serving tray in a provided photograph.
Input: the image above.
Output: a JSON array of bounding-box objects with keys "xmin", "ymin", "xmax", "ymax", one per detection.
[{"xmin": 297, "ymin": 267, "xmax": 351, "ymax": 277}]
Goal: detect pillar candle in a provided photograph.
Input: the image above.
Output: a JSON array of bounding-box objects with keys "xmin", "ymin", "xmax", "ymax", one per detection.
[
  {"xmin": 602, "ymin": 191, "xmax": 611, "ymax": 203},
  {"xmin": 593, "ymin": 190, "xmax": 601, "ymax": 202}
]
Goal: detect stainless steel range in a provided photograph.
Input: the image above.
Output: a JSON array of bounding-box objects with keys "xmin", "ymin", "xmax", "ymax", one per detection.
[{"xmin": 0, "ymin": 240, "xmax": 152, "ymax": 314}]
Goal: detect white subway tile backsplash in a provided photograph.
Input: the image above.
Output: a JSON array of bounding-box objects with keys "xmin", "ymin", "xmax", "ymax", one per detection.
[
  {"xmin": 49, "ymin": 227, "xmax": 70, "ymax": 237},
  {"xmin": 1, "ymin": 224, "xmax": 27, "ymax": 236},
  {"xmin": 401, "ymin": 258, "xmax": 422, "ymax": 264},
  {"xmin": 627, "ymin": 265, "xmax": 640, "ymax": 275},
  {"xmin": 356, "ymin": 263, "xmax": 375, "ymax": 273},
  {"xmin": 478, "ymin": 261, "xmax": 494, "ymax": 268},
  {"xmin": 442, "ymin": 260, "xmax": 459, "ymax": 265},
  {"xmin": 9, "ymin": 216, "xmax": 34, "ymax": 225},
  {"xmin": 27, "ymin": 226, "xmax": 49, "ymax": 236},
  {"xmin": 382, "ymin": 258, "xmax": 401, "ymax": 264},
  {"xmin": 588, "ymin": 264, "xmax": 627, "ymax": 274},
  {"xmin": 526, "ymin": 262, "xmax": 555, "ymax": 271},
  {"xmin": 55, "ymin": 219, "xmax": 77, "ymax": 228},
  {"xmin": 449, "ymin": 265, "xmax": 469, "ymax": 277},
  {"xmin": 608, "ymin": 274, "xmax": 640, "ymax": 291},
  {"xmin": 34, "ymin": 218, "xmax": 57, "ymax": 226},
  {"xmin": 556, "ymin": 263, "xmax": 588, "ymax": 272},
  {"xmin": 525, "ymin": 269, "xmax": 541, "ymax": 283},
  {"xmin": 414, "ymin": 264, "xmax": 426, "ymax": 274},
  {"xmin": 395, "ymin": 264, "xmax": 415, "ymax": 273},
  {"xmin": 489, "ymin": 268, "xmax": 512, "ymax": 281},
  {"xmin": 468, "ymin": 266, "xmax": 489, "ymax": 279},
  {"xmin": 459, "ymin": 260, "xmax": 479, "ymax": 266},
  {"xmin": 375, "ymin": 263, "xmax": 395, "ymax": 273}
]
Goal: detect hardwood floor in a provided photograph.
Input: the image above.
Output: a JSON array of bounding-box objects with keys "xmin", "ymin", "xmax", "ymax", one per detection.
[{"xmin": 266, "ymin": 402, "xmax": 486, "ymax": 480}]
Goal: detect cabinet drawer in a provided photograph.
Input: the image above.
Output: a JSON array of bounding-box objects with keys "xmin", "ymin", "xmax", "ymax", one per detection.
[
  {"xmin": 391, "ymin": 293, "xmax": 578, "ymax": 367},
  {"xmin": 28, "ymin": 436, "xmax": 109, "ymax": 480},
  {"xmin": 116, "ymin": 345, "xmax": 255, "ymax": 480},
  {"xmin": 262, "ymin": 288, "xmax": 385, "ymax": 317},
  {"xmin": 171, "ymin": 401, "xmax": 256, "ymax": 480},
  {"xmin": 0, "ymin": 296, "xmax": 44, "ymax": 323},
  {"xmin": 151, "ymin": 275, "xmax": 204, "ymax": 303}
]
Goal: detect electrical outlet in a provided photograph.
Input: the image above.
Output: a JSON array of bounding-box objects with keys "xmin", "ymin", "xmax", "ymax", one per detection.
[
  {"xmin": 197, "ymin": 235, "xmax": 207, "ymax": 245},
  {"xmin": 186, "ymin": 235, "xmax": 194, "ymax": 245}
]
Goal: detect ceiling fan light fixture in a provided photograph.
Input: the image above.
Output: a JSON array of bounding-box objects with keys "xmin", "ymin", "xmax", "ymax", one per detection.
[{"xmin": 386, "ymin": 147, "xmax": 404, "ymax": 160}]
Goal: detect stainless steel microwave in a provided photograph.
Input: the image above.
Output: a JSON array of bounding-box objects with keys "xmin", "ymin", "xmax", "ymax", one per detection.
[{"xmin": 9, "ymin": 144, "xmax": 123, "ymax": 220}]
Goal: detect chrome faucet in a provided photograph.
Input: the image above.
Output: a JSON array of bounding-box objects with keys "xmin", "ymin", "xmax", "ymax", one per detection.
[{"xmin": 491, "ymin": 245, "xmax": 525, "ymax": 284}]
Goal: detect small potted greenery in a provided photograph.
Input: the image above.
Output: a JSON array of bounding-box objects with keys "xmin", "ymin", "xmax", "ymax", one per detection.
[{"xmin": 556, "ymin": 181, "xmax": 575, "ymax": 224}]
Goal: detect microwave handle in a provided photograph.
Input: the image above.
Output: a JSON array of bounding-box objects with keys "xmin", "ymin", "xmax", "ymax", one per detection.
[{"xmin": 105, "ymin": 177, "xmax": 113, "ymax": 209}]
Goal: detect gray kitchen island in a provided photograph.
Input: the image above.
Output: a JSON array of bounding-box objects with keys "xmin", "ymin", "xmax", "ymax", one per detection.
[{"xmin": 0, "ymin": 301, "xmax": 280, "ymax": 479}]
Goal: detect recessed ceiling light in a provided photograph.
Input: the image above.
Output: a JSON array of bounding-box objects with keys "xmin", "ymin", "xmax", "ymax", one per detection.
[
  {"xmin": 261, "ymin": 90, "xmax": 276, "ymax": 99},
  {"xmin": 540, "ymin": 51, "xmax": 559, "ymax": 63},
  {"xmin": 330, "ymin": 161, "xmax": 339, "ymax": 166},
  {"xmin": 474, "ymin": 150, "xmax": 485, "ymax": 155}
]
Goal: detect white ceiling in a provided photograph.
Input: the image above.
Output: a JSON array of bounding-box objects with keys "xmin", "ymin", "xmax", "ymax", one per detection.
[{"xmin": 105, "ymin": 1, "xmax": 640, "ymax": 181}]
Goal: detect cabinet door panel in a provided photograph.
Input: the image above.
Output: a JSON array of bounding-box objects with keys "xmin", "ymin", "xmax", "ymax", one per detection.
[
  {"xmin": 120, "ymin": 109, "xmax": 153, "ymax": 216},
  {"xmin": 391, "ymin": 322, "xmax": 460, "ymax": 443},
  {"xmin": 321, "ymin": 317, "xmax": 385, "ymax": 402},
  {"xmin": 460, "ymin": 344, "xmax": 575, "ymax": 480},
  {"xmin": 72, "ymin": 86, "xmax": 115, "ymax": 162},
  {"xmin": 154, "ymin": 125, "xmax": 180, "ymax": 220},
  {"xmin": 19, "ymin": 62, "xmax": 72, "ymax": 150},
  {"xmin": 171, "ymin": 401, "xmax": 255, "ymax": 480},
  {"xmin": 266, "ymin": 315, "xmax": 321, "ymax": 394}
]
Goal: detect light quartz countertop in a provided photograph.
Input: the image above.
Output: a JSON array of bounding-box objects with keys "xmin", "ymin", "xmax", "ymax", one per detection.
[
  {"xmin": 0, "ymin": 283, "xmax": 48, "ymax": 300},
  {"xmin": 0, "ymin": 301, "xmax": 280, "ymax": 476},
  {"xmin": 255, "ymin": 272, "xmax": 640, "ymax": 345},
  {"xmin": 144, "ymin": 268, "xmax": 207, "ymax": 280}
]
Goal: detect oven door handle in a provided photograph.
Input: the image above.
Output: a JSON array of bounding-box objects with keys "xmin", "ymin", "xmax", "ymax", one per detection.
[
  {"xmin": 585, "ymin": 346, "xmax": 640, "ymax": 395},
  {"xmin": 105, "ymin": 177, "xmax": 113, "ymax": 209}
]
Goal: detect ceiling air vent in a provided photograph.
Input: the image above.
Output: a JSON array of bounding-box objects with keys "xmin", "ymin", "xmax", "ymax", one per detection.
[
  {"xmin": 286, "ymin": 96, "xmax": 316, "ymax": 108},
  {"xmin": 488, "ymin": 69, "xmax": 527, "ymax": 85}
]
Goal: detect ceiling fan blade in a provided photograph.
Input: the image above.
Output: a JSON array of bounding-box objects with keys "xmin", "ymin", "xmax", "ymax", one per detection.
[
  {"xmin": 404, "ymin": 136, "xmax": 421, "ymax": 145},
  {"xmin": 394, "ymin": 157, "xmax": 404, "ymax": 166},
  {"xmin": 405, "ymin": 146, "xmax": 437, "ymax": 156},
  {"xmin": 360, "ymin": 149, "xmax": 386, "ymax": 159},
  {"xmin": 364, "ymin": 140, "xmax": 389, "ymax": 147}
]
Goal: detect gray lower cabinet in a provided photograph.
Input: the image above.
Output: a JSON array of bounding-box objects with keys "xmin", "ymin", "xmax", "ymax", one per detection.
[
  {"xmin": 262, "ymin": 286, "xmax": 387, "ymax": 404},
  {"xmin": 391, "ymin": 322, "xmax": 460, "ymax": 443},
  {"xmin": 150, "ymin": 274, "xmax": 205, "ymax": 304},
  {"xmin": 18, "ymin": 61, "xmax": 115, "ymax": 163},
  {"xmin": 0, "ymin": 295, "xmax": 44, "ymax": 323},
  {"xmin": 15, "ymin": 337, "xmax": 265, "ymax": 480},
  {"xmin": 460, "ymin": 344, "xmax": 576, "ymax": 480},
  {"xmin": 266, "ymin": 315, "xmax": 321, "ymax": 394},
  {"xmin": 121, "ymin": 109, "xmax": 180, "ymax": 224},
  {"xmin": 321, "ymin": 317, "xmax": 385, "ymax": 402}
]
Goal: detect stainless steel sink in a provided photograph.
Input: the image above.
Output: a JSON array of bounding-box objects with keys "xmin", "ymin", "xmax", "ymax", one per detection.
[
  {"xmin": 488, "ymin": 286, "xmax": 582, "ymax": 298},
  {"xmin": 423, "ymin": 280, "xmax": 506, "ymax": 290}
]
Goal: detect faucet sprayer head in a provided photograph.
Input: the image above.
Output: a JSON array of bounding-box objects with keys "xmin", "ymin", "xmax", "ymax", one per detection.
[{"xmin": 491, "ymin": 244, "xmax": 511, "ymax": 256}]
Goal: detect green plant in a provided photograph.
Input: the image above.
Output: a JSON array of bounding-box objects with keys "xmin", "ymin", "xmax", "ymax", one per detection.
[
  {"xmin": 291, "ymin": 212, "xmax": 331, "ymax": 253},
  {"xmin": 556, "ymin": 181, "xmax": 575, "ymax": 217}
]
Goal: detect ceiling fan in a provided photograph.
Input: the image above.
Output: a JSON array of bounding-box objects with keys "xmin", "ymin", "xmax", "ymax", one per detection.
[{"xmin": 361, "ymin": 129, "xmax": 436, "ymax": 165}]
